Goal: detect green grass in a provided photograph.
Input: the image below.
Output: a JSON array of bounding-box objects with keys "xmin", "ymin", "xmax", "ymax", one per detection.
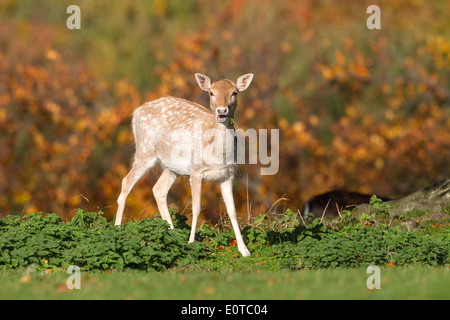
[
  {"xmin": 1, "ymin": 208, "xmax": 448, "ymax": 272},
  {"xmin": 0, "ymin": 202, "xmax": 448, "ymax": 300},
  {"xmin": 1, "ymin": 266, "xmax": 449, "ymax": 300}
]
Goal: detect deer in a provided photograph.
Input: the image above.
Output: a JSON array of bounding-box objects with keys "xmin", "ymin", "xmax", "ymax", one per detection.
[{"xmin": 115, "ymin": 73, "xmax": 254, "ymax": 257}]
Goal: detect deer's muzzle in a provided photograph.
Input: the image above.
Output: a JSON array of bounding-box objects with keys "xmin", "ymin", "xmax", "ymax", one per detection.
[{"xmin": 216, "ymin": 107, "xmax": 229, "ymax": 122}]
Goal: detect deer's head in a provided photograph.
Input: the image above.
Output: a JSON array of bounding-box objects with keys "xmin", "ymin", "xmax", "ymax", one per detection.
[{"xmin": 195, "ymin": 73, "xmax": 253, "ymax": 124}]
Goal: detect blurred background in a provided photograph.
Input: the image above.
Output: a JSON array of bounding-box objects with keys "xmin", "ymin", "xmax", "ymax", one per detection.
[{"xmin": 0, "ymin": 0, "xmax": 449, "ymax": 222}]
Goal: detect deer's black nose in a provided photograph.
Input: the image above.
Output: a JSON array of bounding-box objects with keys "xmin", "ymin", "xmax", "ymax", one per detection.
[{"xmin": 216, "ymin": 107, "xmax": 229, "ymax": 116}]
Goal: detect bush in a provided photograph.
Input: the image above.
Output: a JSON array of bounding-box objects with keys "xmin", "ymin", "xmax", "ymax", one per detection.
[
  {"xmin": 0, "ymin": 210, "xmax": 207, "ymax": 271},
  {"xmin": 1, "ymin": 1, "xmax": 449, "ymax": 222},
  {"xmin": 0, "ymin": 209, "xmax": 448, "ymax": 271},
  {"xmin": 288, "ymin": 228, "xmax": 449, "ymax": 270}
]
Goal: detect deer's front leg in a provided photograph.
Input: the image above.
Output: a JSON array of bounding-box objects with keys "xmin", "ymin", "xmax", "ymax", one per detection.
[
  {"xmin": 220, "ymin": 178, "xmax": 251, "ymax": 257},
  {"xmin": 188, "ymin": 175, "xmax": 202, "ymax": 243}
]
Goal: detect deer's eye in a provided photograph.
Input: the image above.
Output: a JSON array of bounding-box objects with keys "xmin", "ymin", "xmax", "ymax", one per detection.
[{"xmin": 209, "ymin": 91, "xmax": 214, "ymax": 97}]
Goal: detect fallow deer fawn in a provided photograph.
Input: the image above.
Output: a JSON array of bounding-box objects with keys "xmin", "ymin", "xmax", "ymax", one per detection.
[{"xmin": 115, "ymin": 73, "xmax": 253, "ymax": 256}]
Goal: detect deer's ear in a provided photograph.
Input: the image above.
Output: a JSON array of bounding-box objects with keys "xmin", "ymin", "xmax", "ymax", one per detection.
[
  {"xmin": 236, "ymin": 73, "xmax": 254, "ymax": 92},
  {"xmin": 195, "ymin": 73, "xmax": 212, "ymax": 91}
]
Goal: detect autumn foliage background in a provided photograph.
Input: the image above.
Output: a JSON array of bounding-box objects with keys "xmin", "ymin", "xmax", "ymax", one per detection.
[{"xmin": 0, "ymin": 0, "xmax": 449, "ymax": 223}]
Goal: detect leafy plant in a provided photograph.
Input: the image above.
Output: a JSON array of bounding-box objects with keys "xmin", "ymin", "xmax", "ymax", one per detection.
[
  {"xmin": 1, "ymin": 1, "xmax": 449, "ymax": 222},
  {"xmin": 0, "ymin": 211, "xmax": 207, "ymax": 271},
  {"xmin": 0, "ymin": 208, "xmax": 448, "ymax": 272},
  {"xmin": 369, "ymin": 195, "xmax": 391, "ymax": 219}
]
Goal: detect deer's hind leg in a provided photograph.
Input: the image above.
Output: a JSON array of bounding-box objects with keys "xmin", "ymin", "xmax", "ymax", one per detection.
[
  {"xmin": 115, "ymin": 155, "xmax": 158, "ymax": 226},
  {"xmin": 188, "ymin": 175, "xmax": 202, "ymax": 243},
  {"xmin": 152, "ymin": 169, "xmax": 178, "ymax": 229}
]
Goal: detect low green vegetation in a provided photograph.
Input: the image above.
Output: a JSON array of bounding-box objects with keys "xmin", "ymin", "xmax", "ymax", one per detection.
[
  {"xmin": 0, "ymin": 198, "xmax": 449, "ymax": 299},
  {"xmin": 0, "ymin": 210, "xmax": 207, "ymax": 271},
  {"xmin": 1, "ymin": 196, "xmax": 448, "ymax": 273},
  {"xmin": 1, "ymin": 266, "xmax": 449, "ymax": 300}
]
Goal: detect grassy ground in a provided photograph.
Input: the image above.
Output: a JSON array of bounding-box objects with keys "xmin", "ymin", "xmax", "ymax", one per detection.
[
  {"xmin": 1, "ymin": 203, "xmax": 448, "ymax": 300},
  {"xmin": 1, "ymin": 266, "xmax": 449, "ymax": 300}
]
